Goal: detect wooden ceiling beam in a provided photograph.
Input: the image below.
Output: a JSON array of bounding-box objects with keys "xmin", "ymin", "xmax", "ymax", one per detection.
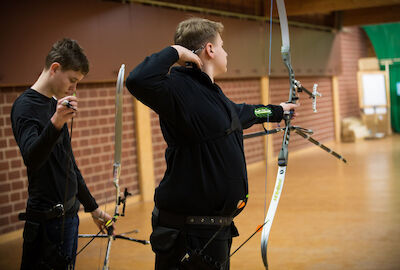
[
  {"xmin": 342, "ymin": 4, "xmax": 400, "ymax": 26},
  {"xmin": 118, "ymin": 0, "xmax": 400, "ymax": 28},
  {"xmin": 284, "ymin": 0, "xmax": 400, "ymax": 15}
]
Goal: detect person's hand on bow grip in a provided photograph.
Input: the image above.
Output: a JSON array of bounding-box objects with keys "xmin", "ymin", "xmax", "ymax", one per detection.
[
  {"xmin": 280, "ymin": 102, "xmax": 299, "ymax": 120},
  {"xmin": 91, "ymin": 208, "xmax": 116, "ymax": 235},
  {"xmin": 171, "ymin": 45, "xmax": 203, "ymax": 69}
]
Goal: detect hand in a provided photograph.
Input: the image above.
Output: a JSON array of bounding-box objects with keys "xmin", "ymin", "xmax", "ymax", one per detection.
[
  {"xmin": 51, "ymin": 96, "xmax": 78, "ymax": 130},
  {"xmin": 171, "ymin": 45, "xmax": 203, "ymax": 69},
  {"xmin": 91, "ymin": 208, "xmax": 116, "ymax": 235},
  {"xmin": 280, "ymin": 102, "xmax": 299, "ymax": 119}
]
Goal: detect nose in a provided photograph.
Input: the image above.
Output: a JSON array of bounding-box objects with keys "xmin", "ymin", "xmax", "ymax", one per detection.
[{"xmin": 70, "ymin": 83, "xmax": 77, "ymax": 91}]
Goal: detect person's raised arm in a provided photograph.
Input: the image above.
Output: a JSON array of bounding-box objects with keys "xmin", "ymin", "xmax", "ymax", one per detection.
[{"xmin": 125, "ymin": 46, "xmax": 202, "ymax": 116}]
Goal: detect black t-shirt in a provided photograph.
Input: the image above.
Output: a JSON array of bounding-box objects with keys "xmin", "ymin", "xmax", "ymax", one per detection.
[{"xmin": 11, "ymin": 89, "xmax": 98, "ymax": 216}]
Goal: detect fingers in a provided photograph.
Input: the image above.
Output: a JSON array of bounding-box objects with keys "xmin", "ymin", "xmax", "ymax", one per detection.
[
  {"xmin": 58, "ymin": 96, "xmax": 78, "ymax": 118},
  {"xmin": 103, "ymin": 213, "xmax": 116, "ymax": 235},
  {"xmin": 51, "ymin": 96, "xmax": 78, "ymax": 129},
  {"xmin": 172, "ymin": 45, "xmax": 203, "ymax": 68},
  {"xmin": 102, "ymin": 219, "xmax": 116, "ymax": 235},
  {"xmin": 279, "ymin": 102, "xmax": 300, "ymax": 120},
  {"xmin": 280, "ymin": 102, "xmax": 299, "ymax": 112},
  {"xmin": 59, "ymin": 96, "xmax": 78, "ymax": 111},
  {"xmin": 91, "ymin": 209, "xmax": 116, "ymax": 235},
  {"xmin": 194, "ymin": 57, "xmax": 203, "ymax": 69},
  {"xmin": 185, "ymin": 51, "xmax": 203, "ymax": 68},
  {"xmin": 179, "ymin": 53, "xmax": 202, "ymax": 68}
]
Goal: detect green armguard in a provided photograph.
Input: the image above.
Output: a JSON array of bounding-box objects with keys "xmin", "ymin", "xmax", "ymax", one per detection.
[{"xmin": 254, "ymin": 107, "xmax": 272, "ymax": 118}]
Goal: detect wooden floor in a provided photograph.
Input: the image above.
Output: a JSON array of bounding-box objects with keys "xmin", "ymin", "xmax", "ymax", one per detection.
[{"xmin": 1, "ymin": 134, "xmax": 400, "ymax": 269}]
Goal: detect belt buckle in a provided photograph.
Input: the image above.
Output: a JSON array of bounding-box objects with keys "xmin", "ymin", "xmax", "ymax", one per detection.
[{"xmin": 52, "ymin": 204, "xmax": 65, "ymax": 218}]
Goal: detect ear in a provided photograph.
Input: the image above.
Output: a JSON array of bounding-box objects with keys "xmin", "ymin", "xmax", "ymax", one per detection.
[
  {"xmin": 205, "ymin": 43, "xmax": 214, "ymax": 59},
  {"xmin": 49, "ymin": 62, "xmax": 61, "ymax": 75}
]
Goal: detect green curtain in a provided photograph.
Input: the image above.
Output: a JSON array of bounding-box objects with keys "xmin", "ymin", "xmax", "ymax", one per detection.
[
  {"xmin": 363, "ymin": 23, "xmax": 400, "ymax": 132},
  {"xmin": 388, "ymin": 63, "xmax": 400, "ymax": 132}
]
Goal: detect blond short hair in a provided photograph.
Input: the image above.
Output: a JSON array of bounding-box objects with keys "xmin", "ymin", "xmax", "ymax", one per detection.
[{"xmin": 174, "ymin": 17, "xmax": 224, "ymax": 51}]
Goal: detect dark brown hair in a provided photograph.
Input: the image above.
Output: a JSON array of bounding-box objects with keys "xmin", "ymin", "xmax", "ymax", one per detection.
[{"xmin": 45, "ymin": 38, "xmax": 89, "ymax": 75}]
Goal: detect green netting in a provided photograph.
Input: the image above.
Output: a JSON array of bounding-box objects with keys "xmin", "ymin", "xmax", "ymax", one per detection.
[{"xmin": 363, "ymin": 23, "xmax": 400, "ymax": 132}]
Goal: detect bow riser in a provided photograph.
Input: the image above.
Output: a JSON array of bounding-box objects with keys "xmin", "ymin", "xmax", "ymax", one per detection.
[
  {"xmin": 277, "ymin": 127, "xmax": 290, "ymax": 166},
  {"xmin": 281, "ymin": 51, "xmax": 298, "ymax": 105},
  {"xmin": 112, "ymin": 163, "xmax": 121, "ymax": 216}
]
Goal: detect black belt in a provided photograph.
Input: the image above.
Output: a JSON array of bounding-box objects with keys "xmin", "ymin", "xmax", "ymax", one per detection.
[
  {"xmin": 18, "ymin": 196, "xmax": 76, "ymax": 222},
  {"xmin": 186, "ymin": 216, "xmax": 232, "ymax": 226},
  {"xmin": 156, "ymin": 207, "xmax": 233, "ymax": 228},
  {"xmin": 18, "ymin": 204, "xmax": 64, "ymax": 222}
]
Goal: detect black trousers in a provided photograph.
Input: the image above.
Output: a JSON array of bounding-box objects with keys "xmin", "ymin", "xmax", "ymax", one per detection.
[
  {"xmin": 151, "ymin": 208, "xmax": 232, "ymax": 270},
  {"xmin": 20, "ymin": 215, "xmax": 79, "ymax": 270}
]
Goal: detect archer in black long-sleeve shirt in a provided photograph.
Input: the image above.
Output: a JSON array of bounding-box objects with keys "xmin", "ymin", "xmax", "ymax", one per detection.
[
  {"xmin": 126, "ymin": 18, "xmax": 297, "ymax": 270},
  {"xmin": 11, "ymin": 89, "xmax": 97, "ymax": 215},
  {"xmin": 11, "ymin": 38, "xmax": 114, "ymax": 270},
  {"xmin": 127, "ymin": 46, "xmax": 284, "ymax": 217}
]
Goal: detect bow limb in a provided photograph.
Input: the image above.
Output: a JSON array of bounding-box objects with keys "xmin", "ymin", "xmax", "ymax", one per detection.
[
  {"xmin": 103, "ymin": 64, "xmax": 125, "ymax": 270},
  {"xmin": 261, "ymin": 0, "xmax": 295, "ymax": 268},
  {"xmin": 276, "ymin": 0, "xmax": 297, "ymax": 106}
]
